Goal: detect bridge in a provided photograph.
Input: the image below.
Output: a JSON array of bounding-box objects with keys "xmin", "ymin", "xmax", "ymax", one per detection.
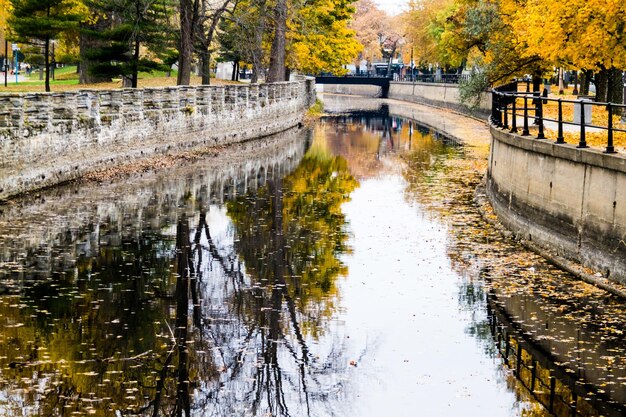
[{"xmin": 315, "ymin": 76, "xmax": 391, "ymax": 98}]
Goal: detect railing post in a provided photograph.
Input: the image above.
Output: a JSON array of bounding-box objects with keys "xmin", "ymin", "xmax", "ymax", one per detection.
[
  {"xmin": 556, "ymin": 99, "xmax": 565, "ymax": 143},
  {"xmin": 606, "ymin": 103, "xmax": 616, "ymax": 153},
  {"xmin": 510, "ymin": 96, "xmax": 518, "ymax": 133},
  {"xmin": 577, "ymin": 100, "xmax": 588, "ymax": 148},
  {"xmin": 503, "ymin": 95, "xmax": 509, "ymax": 129},
  {"xmin": 504, "ymin": 335, "xmax": 510, "ymax": 364},
  {"xmin": 515, "ymin": 343, "xmax": 522, "ymax": 375},
  {"xmin": 536, "ymin": 93, "xmax": 545, "ymax": 139},
  {"xmin": 522, "ymin": 96, "xmax": 530, "ymax": 136},
  {"xmin": 548, "ymin": 375, "xmax": 556, "ymax": 412}
]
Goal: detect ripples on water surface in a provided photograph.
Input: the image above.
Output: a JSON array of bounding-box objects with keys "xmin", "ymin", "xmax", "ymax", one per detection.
[{"xmin": 0, "ymin": 97, "xmax": 625, "ymax": 416}]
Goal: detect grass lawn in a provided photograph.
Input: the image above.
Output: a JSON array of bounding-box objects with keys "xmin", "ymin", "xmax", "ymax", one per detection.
[{"xmin": 0, "ymin": 65, "xmax": 239, "ymax": 92}]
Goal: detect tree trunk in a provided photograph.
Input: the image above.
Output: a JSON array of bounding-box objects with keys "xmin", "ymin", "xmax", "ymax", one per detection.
[
  {"xmin": 251, "ymin": 51, "xmax": 261, "ymax": 83},
  {"xmin": 608, "ymin": 68, "xmax": 623, "ymax": 104},
  {"xmin": 131, "ymin": 39, "xmax": 140, "ymax": 88},
  {"xmin": 595, "ymin": 68, "xmax": 608, "ymax": 102},
  {"xmin": 200, "ymin": 0, "xmax": 234, "ymax": 85},
  {"xmin": 608, "ymin": 68, "xmax": 624, "ymax": 116},
  {"xmin": 231, "ymin": 61, "xmax": 238, "ymax": 81},
  {"xmin": 532, "ymin": 70, "xmax": 542, "ymax": 93},
  {"xmin": 580, "ymin": 70, "xmax": 592, "ymax": 95},
  {"xmin": 174, "ymin": 218, "xmax": 191, "ymax": 417},
  {"xmin": 250, "ymin": 3, "xmax": 266, "ymax": 83},
  {"xmin": 266, "ymin": 0, "xmax": 287, "ymax": 83},
  {"xmin": 79, "ymin": 19, "xmax": 112, "ymax": 84},
  {"xmin": 200, "ymin": 51, "xmax": 211, "ymax": 84},
  {"xmin": 177, "ymin": 0, "xmax": 196, "ymax": 85}
]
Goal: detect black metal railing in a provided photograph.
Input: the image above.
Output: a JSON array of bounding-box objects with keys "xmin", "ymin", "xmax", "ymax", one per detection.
[
  {"xmin": 488, "ymin": 300, "xmax": 626, "ymax": 417},
  {"xmin": 492, "ymin": 82, "xmax": 626, "ymax": 153}
]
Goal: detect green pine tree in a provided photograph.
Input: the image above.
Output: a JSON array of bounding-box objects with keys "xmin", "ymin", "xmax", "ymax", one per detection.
[
  {"xmin": 8, "ymin": 0, "xmax": 85, "ymax": 91},
  {"xmin": 83, "ymin": 0, "xmax": 176, "ymax": 87}
]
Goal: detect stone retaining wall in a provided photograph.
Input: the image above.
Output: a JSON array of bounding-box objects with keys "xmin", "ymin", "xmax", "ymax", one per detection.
[
  {"xmin": 388, "ymin": 82, "xmax": 491, "ymax": 118},
  {"xmin": 0, "ymin": 127, "xmax": 309, "ymax": 281},
  {"xmin": 487, "ymin": 125, "xmax": 626, "ymax": 284},
  {"xmin": 0, "ymin": 78, "xmax": 316, "ymax": 201}
]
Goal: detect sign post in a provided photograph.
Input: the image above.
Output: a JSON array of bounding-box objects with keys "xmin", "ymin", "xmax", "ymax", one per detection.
[{"xmin": 12, "ymin": 43, "xmax": 18, "ymax": 84}]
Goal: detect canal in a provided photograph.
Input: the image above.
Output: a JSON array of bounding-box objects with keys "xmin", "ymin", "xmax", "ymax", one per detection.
[{"xmin": 0, "ymin": 96, "xmax": 625, "ymax": 416}]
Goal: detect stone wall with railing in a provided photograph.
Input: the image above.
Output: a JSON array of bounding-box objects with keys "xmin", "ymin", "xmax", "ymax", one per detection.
[
  {"xmin": 0, "ymin": 78, "xmax": 316, "ymax": 201},
  {"xmin": 488, "ymin": 85, "xmax": 626, "ymax": 285},
  {"xmin": 487, "ymin": 124, "xmax": 626, "ymax": 284}
]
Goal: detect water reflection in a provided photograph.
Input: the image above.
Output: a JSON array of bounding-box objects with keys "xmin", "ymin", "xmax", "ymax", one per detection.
[
  {"xmin": 381, "ymin": 97, "xmax": 626, "ymax": 416},
  {"xmin": 1, "ymin": 98, "xmax": 626, "ymax": 416}
]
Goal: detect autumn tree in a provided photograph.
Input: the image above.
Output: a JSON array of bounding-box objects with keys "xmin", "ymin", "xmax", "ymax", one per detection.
[
  {"xmin": 502, "ymin": 0, "xmax": 626, "ymax": 104},
  {"xmin": 287, "ymin": 0, "xmax": 362, "ymax": 75},
  {"xmin": 196, "ymin": 0, "xmax": 237, "ymax": 84},
  {"xmin": 177, "ymin": 0, "xmax": 198, "ymax": 85},
  {"xmin": 350, "ymin": 0, "xmax": 389, "ymax": 65},
  {"xmin": 8, "ymin": 0, "xmax": 85, "ymax": 91},
  {"xmin": 0, "ymin": 0, "xmax": 9, "ymax": 57},
  {"xmin": 402, "ymin": 0, "xmax": 547, "ymax": 103},
  {"xmin": 216, "ymin": 0, "xmax": 267, "ymax": 82}
]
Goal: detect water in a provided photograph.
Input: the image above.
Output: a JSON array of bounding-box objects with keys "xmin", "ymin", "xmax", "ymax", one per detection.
[{"xmin": 0, "ymin": 97, "xmax": 625, "ymax": 416}]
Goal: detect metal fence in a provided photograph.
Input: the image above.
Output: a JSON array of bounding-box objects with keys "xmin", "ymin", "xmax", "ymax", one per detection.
[
  {"xmin": 488, "ymin": 300, "xmax": 626, "ymax": 417},
  {"xmin": 491, "ymin": 82, "xmax": 626, "ymax": 153}
]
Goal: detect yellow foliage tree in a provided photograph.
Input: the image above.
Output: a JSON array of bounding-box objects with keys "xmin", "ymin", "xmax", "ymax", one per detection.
[
  {"xmin": 350, "ymin": 0, "xmax": 390, "ymax": 64},
  {"xmin": 402, "ymin": 0, "xmax": 453, "ymax": 66},
  {"xmin": 502, "ymin": 0, "xmax": 626, "ymax": 71},
  {"xmin": 287, "ymin": 0, "xmax": 363, "ymax": 74}
]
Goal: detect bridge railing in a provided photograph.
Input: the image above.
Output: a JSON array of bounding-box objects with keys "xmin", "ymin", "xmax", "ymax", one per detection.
[{"xmin": 492, "ymin": 82, "xmax": 626, "ymax": 153}]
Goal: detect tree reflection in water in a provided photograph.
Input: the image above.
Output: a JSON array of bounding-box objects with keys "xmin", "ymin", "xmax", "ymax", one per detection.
[
  {"xmin": 0, "ymin": 134, "xmax": 357, "ymax": 416},
  {"xmin": 146, "ymin": 142, "xmax": 358, "ymax": 416},
  {"xmin": 220, "ymin": 142, "xmax": 358, "ymax": 416}
]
